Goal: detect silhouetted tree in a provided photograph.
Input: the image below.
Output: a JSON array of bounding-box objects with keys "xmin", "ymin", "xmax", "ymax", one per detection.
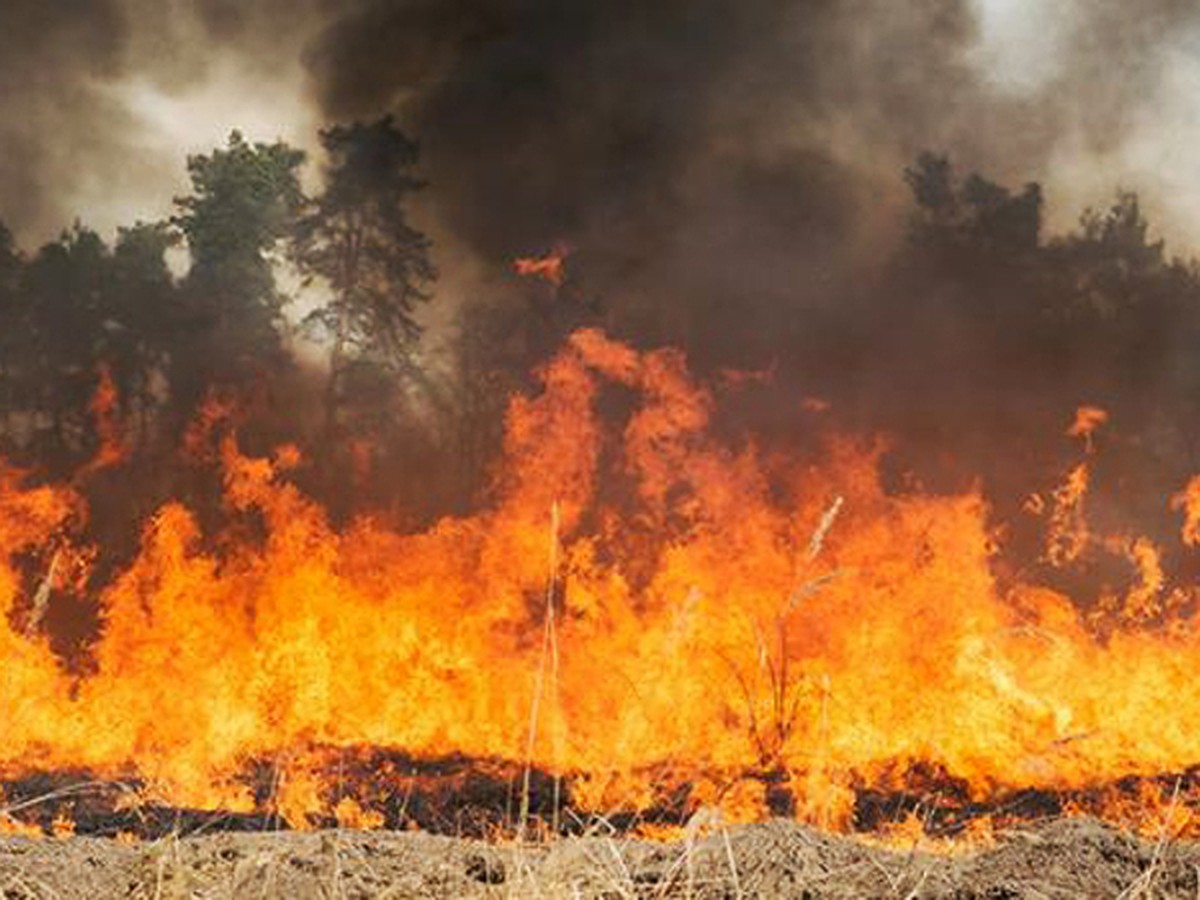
[
  {"xmin": 0, "ymin": 221, "xmax": 179, "ymax": 471},
  {"xmin": 293, "ymin": 116, "xmax": 435, "ymax": 442},
  {"xmin": 20, "ymin": 224, "xmax": 114, "ymax": 466},
  {"xmin": 875, "ymin": 154, "xmax": 1200, "ymax": 603},
  {"xmin": 171, "ymin": 131, "xmax": 305, "ymax": 412},
  {"xmin": 0, "ymin": 222, "xmax": 24, "ymax": 447},
  {"xmin": 904, "ymin": 151, "xmax": 1043, "ymax": 265},
  {"xmin": 103, "ymin": 222, "xmax": 177, "ymax": 448}
]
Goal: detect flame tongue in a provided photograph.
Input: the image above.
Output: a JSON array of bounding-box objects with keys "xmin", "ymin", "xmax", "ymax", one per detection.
[
  {"xmin": 2, "ymin": 329, "xmax": 1200, "ymax": 835},
  {"xmin": 514, "ymin": 245, "xmax": 569, "ymax": 286}
]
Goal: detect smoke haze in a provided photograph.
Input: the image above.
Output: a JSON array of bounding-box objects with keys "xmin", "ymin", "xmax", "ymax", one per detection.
[
  {"xmin": 4, "ymin": 0, "xmax": 1200, "ymax": 620},
  {"xmin": 0, "ymin": 0, "xmax": 1194, "ymax": 388}
]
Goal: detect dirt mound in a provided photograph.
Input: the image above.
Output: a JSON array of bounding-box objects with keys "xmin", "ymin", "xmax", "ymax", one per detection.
[{"xmin": 0, "ymin": 817, "xmax": 1195, "ymax": 898}]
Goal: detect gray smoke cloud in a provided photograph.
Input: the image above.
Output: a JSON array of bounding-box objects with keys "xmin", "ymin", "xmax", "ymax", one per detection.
[
  {"xmin": 1, "ymin": 0, "xmax": 1198, "ymax": 312},
  {"xmin": 0, "ymin": 0, "xmax": 133, "ymax": 241},
  {"xmin": 293, "ymin": 0, "xmax": 1200, "ymax": 365},
  {"xmin": 0, "ymin": 0, "xmax": 330, "ymax": 244},
  {"xmin": 2, "ymin": 0, "xmax": 1198, "ymax": 575}
]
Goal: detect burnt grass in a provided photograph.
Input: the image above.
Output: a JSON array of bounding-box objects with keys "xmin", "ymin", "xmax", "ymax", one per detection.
[
  {"xmin": 5, "ymin": 755, "xmax": 1200, "ymax": 896},
  {"xmin": 7, "ymin": 751, "xmax": 1200, "ymax": 841}
]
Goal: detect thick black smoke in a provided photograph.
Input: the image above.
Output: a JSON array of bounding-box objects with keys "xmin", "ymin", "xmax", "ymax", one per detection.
[
  {"xmin": 3, "ymin": 1, "xmax": 1194, "ymax": 297},
  {"xmin": 302, "ymin": 0, "xmax": 945, "ymax": 359},
  {"xmin": 1, "ymin": 0, "xmax": 1199, "ymax": 606},
  {"xmin": 301, "ymin": 0, "xmax": 1200, "ymax": 599},
  {"xmin": 0, "ymin": 1, "xmax": 133, "ymax": 239},
  {"xmin": 300, "ymin": 0, "xmax": 1200, "ymax": 370},
  {"xmin": 0, "ymin": 0, "xmax": 330, "ymax": 242}
]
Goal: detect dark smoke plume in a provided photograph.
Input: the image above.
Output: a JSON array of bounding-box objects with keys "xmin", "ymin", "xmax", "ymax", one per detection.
[
  {"xmin": 2, "ymin": 1, "xmax": 1194, "ymax": 291},
  {"xmin": 299, "ymin": 0, "xmax": 1200, "ymax": 591},
  {"xmin": 0, "ymin": 0, "xmax": 1198, "ymax": 613},
  {"xmin": 0, "ymin": 1, "xmax": 133, "ymax": 240},
  {"xmin": 300, "ymin": 0, "xmax": 1200, "ymax": 370},
  {"xmin": 0, "ymin": 0, "xmax": 328, "ymax": 243}
]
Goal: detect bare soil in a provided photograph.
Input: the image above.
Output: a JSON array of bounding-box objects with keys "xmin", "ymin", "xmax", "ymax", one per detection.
[{"xmin": 0, "ymin": 817, "xmax": 1195, "ymax": 898}]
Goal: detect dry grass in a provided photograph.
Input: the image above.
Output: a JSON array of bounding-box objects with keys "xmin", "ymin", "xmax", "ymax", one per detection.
[
  {"xmin": 3, "ymin": 815, "xmax": 1199, "ymax": 898},
  {"xmin": 520, "ymin": 502, "xmax": 563, "ymax": 843}
]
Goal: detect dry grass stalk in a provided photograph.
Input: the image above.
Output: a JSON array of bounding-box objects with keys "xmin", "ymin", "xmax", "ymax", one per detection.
[
  {"xmin": 1, "ymin": 780, "xmax": 139, "ymax": 822},
  {"xmin": 149, "ymin": 833, "xmax": 186, "ymax": 900},
  {"xmin": 721, "ymin": 826, "xmax": 743, "ymax": 899},
  {"xmin": 25, "ymin": 549, "xmax": 60, "ymax": 636},
  {"xmin": 520, "ymin": 501, "xmax": 562, "ymax": 841},
  {"xmin": 2, "ymin": 872, "xmax": 63, "ymax": 900},
  {"xmin": 1118, "ymin": 777, "xmax": 1183, "ymax": 899},
  {"xmin": 806, "ymin": 495, "xmax": 843, "ymax": 561},
  {"xmin": 725, "ymin": 496, "xmax": 846, "ymax": 779}
]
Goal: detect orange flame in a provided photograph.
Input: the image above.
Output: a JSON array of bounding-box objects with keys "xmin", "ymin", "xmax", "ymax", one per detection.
[
  {"xmin": 1172, "ymin": 476, "xmax": 1200, "ymax": 547},
  {"xmin": 78, "ymin": 365, "xmax": 129, "ymax": 477},
  {"xmin": 1067, "ymin": 404, "xmax": 1108, "ymax": 453},
  {"xmin": 514, "ymin": 244, "xmax": 569, "ymax": 286},
  {"xmin": 3, "ymin": 332, "xmax": 1200, "ymax": 835},
  {"xmin": 1044, "ymin": 462, "xmax": 1090, "ymax": 566}
]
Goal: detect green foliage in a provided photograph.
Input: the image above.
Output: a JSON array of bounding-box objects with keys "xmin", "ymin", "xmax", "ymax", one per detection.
[
  {"xmin": 170, "ymin": 131, "xmax": 306, "ymax": 406},
  {"xmin": 174, "ymin": 131, "xmax": 305, "ymax": 301}
]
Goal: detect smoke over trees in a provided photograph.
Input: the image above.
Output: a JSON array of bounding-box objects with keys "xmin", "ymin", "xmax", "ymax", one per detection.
[
  {"xmin": 0, "ymin": 123, "xmax": 1196, "ymax": 526},
  {"xmin": 294, "ymin": 119, "xmax": 435, "ymax": 432},
  {"xmin": 0, "ymin": 3, "xmax": 1199, "ymax": 607}
]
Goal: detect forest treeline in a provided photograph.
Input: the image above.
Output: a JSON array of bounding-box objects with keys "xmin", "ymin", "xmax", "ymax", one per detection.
[{"xmin": 3, "ymin": 117, "xmax": 1200, "ymax": 576}]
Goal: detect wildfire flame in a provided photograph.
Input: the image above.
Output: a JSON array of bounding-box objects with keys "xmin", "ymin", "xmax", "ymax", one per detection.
[
  {"xmin": 514, "ymin": 245, "xmax": 569, "ymax": 286},
  {"xmin": 3, "ymin": 330, "xmax": 1200, "ymax": 837},
  {"xmin": 1172, "ymin": 477, "xmax": 1200, "ymax": 547},
  {"xmin": 78, "ymin": 364, "xmax": 130, "ymax": 478},
  {"xmin": 1067, "ymin": 405, "xmax": 1109, "ymax": 450}
]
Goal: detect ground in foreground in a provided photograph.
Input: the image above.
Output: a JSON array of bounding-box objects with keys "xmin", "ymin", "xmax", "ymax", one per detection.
[{"xmin": 0, "ymin": 817, "xmax": 1195, "ymax": 898}]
